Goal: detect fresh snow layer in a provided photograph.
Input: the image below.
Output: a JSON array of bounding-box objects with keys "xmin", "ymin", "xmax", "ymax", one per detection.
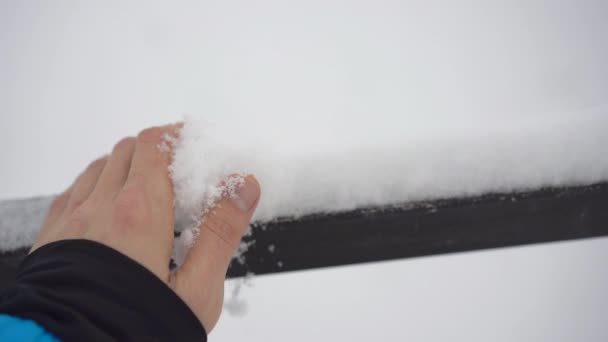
[
  {"xmin": 3, "ymin": 110, "xmax": 608, "ymax": 255},
  {"xmin": 171, "ymin": 111, "xmax": 608, "ymax": 228}
]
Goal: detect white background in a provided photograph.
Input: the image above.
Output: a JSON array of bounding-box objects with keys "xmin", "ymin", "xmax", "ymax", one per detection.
[{"xmin": 1, "ymin": 1, "xmax": 608, "ymax": 340}]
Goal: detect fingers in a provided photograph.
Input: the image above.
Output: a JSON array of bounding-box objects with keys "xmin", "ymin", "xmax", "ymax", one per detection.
[
  {"xmin": 31, "ymin": 187, "xmax": 73, "ymax": 253},
  {"xmin": 125, "ymin": 124, "xmax": 181, "ymax": 223},
  {"xmin": 32, "ymin": 156, "xmax": 105, "ymax": 252},
  {"xmin": 172, "ymin": 175, "xmax": 260, "ymax": 331},
  {"xmin": 91, "ymin": 124, "xmax": 181, "ymax": 278},
  {"xmin": 42, "ymin": 187, "xmax": 72, "ymax": 228},
  {"xmin": 91, "ymin": 137, "xmax": 136, "ymax": 201},
  {"xmin": 63, "ymin": 156, "xmax": 108, "ymax": 214},
  {"xmin": 174, "ymin": 175, "xmax": 261, "ymax": 296}
]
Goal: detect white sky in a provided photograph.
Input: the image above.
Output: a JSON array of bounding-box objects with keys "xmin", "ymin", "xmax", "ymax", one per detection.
[{"xmin": 1, "ymin": 1, "xmax": 608, "ymax": 340}]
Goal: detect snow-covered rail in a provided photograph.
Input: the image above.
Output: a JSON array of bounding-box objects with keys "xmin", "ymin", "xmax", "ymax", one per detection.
[
  {"xmin": 2, "ymin": 182, "xmax": 606, "ymax": 287},
  {"xmin": 226, "ymin": 182, "xmax": 608, "ymax": 277}
]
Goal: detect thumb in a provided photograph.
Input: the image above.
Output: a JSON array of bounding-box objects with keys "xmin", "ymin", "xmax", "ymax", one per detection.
[{"xmin": 171, "ymin": 175, "xmax": 261, "ymax": 331}]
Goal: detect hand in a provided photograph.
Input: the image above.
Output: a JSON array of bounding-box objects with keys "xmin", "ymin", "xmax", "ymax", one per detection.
[{"xmin": 30, "ymin": 124, "xmax": 261, "ymax": 332}]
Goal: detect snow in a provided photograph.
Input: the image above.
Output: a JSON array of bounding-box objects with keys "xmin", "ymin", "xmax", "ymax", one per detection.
[
  {"xmin": 171, "ymin": 111, "xmax": 608, "ymax": 226},
  {"xmin": 4, "ymin": 110, "xmax": 606, "ymax": 254},
  {"xmin": 0, "ymin": 197, "xmax": 52, "ymax": 252},
  {"xmin": 224, "ymin": 272, "xmax": 254, "ymax": 317},
  {"xmin": 169, "ymin": 109, "xmax": 608, "ymax": 260}
]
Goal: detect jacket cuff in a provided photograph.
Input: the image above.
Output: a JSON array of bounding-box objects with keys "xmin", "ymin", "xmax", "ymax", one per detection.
[{"xmin": 0, "ymin": 239, "xmax": 206, "ymax": 342}]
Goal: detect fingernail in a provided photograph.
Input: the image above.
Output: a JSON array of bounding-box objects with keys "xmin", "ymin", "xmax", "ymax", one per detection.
[{"xmin": 232, "ymin": 176, "xmax": 261, "ymax": 213}]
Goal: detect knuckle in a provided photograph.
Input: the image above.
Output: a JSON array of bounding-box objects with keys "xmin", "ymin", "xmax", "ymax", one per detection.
[
  {"xmin": 67, "ymin": 188, "xmax": 100, "ymax": 210},
  {"xmin": 113, "ymin": 137, "xmax": 136, "ymax": 154},
  {"xmin": 145, "ymin": 149, "xmax": 166, "ymax": 168},
  {"xmin": 65, "ymin": 206, "xmax": 91, "ymax": 234},
  {"xmin": 112, "ymin": 186, "xmax": 151, "ymax": 229},
  {"xmin": 49, "ymin": 191, "xmax": 70, "ymax": 213},
  {"xmin": 135, "ymin": 128, "xmax": 168, "ymax": 167},
  {"xmin": 137, "ymin": 127, "xmax": 164, "ymax": 144},
  {"xmin": 127, "ymin": 169, "xmax": 145, "ymax": 184},
  {"xmin": 204, "ymin": 214, "xmax": 243, "ymax": 249},
  {"xmin": 66, "ymin": 192, "xmax": 88, "ymax": 211},
  {"xmin": 86, "ymin": 156, "xmax": 108, "ymax": 172}
]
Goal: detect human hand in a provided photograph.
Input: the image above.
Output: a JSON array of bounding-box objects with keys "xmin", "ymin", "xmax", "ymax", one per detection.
[{"xmin": 30, "ymin": 124, "xmax": 261, "ymax": 332}]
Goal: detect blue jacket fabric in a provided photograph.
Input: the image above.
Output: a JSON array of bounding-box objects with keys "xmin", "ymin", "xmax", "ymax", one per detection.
[{"xmin": 0, "ymin": 314, "xmax": 58, "ymax": 342}]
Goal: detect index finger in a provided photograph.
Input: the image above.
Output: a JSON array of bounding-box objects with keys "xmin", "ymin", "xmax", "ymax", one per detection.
[{"xmin": 125, "ymin": 123, "xmax": 182, "ymax": 222}]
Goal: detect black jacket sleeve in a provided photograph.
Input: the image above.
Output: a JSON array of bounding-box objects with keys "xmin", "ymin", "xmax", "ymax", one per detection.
[{"xmin": 0, "ymin": 239, "xmax": 207, "ymax": 342}]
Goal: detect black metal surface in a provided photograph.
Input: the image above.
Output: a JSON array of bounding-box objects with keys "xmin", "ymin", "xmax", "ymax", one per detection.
[{"xmin": 1, "ymin": 183, "xmax": 607, "ymax": 287}]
